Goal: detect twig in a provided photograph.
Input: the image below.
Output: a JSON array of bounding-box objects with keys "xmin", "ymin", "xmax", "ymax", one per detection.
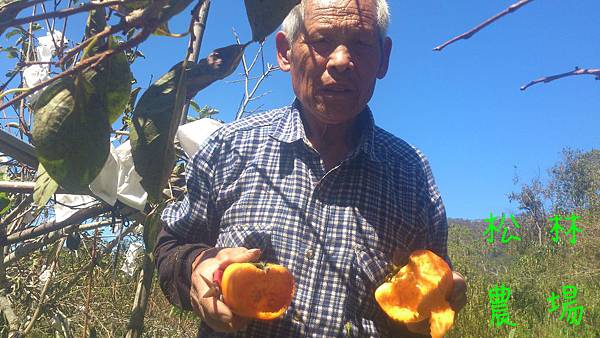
[
  {"xmin": 0, "ymin": 293, "xmax": 20, "ymax": 337},
  {"xmin": 22, "ymin": 237, "xmax": 65, "ymax": 336},
  {"xmin": 433, "ymin": 0, "xmax": 535, "ymax": 52},
  {"xmin": 520, "ymin": 67, "xmax": 600, "ymax": 91},
  {"xmin": 4, "ymin": 219, "xmax": 114, "ymax": 266},
  {"xmin": 235, "ymin": 64, "xmax": 279, "ymax": 120},
  {"xmin": 82, "ymin": 228, "xmax": 98, "ymax": 338},
  {"xmin": 0, "ymin": 0, "xmax": 136, "ymax": 33},
  {"xmin": 45, "ymin": 223, "xmax": 138, "ymax": 304},
  {"xmin": 124, "ymin": 253, "xmax": 155, "ymax": 338},
  {"xmin": 57, "ymin": 22, "xmax": 122, "ymax": 66},
  {"xmin": 180, "ymin": 0, "xmax": 211, "ymax": 125},
  {"xmin": 57, "ymin": 0, "xmax": 73, "ymax": 62},
  {"xmin": 0, "ymin": 203, "xmax": 20, "ymax": 337},
  {"xmin": 5, "ymin": 203, "xmax": 109, "ymax": 245},
  {"xmin": 0, "ymin": 26, "xmax": 152, "ymax": 112}
]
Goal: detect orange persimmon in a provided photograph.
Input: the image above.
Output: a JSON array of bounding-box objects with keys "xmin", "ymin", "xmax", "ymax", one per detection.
[
  {"xmin": 219, "ymin": 262, "xmax": 295, "ymax": 320},
  {"xmin": 375, "ymin": 250, "xmax": 455, "ymax": 338}
]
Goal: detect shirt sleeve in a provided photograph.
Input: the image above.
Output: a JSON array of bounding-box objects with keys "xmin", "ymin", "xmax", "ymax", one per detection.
[
  {"xmin": 154, "ymin": 130, "xmax": 223, "ymax": 310},
  {"xmin": 415, "ymin": 149, "xmax": 452, "ymax": 269}
]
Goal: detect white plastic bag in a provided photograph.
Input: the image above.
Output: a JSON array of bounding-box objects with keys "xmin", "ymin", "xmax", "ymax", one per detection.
[{"xmin": 121, "ymin": 241, "xmax": 143, "ymax": 276}]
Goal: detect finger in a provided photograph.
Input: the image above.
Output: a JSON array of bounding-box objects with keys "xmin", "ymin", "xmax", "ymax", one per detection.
[
  {"xmin": 406, "ymin": 319, "xmax": 430, "ymax": 335},
  {"xmin": 448, "ymin": 271, "xmax": 468, "ymax": 311},
  {"xmin": 230, "ymin": 314, "xmax": 251, "ymax": 331},
  {"xmin": 218, "ymin": 248, "xmax": 262, "ymax": 270},
  {"xmin": 201, "ymin": 296, "xmax": 238, "ymax": 332}
]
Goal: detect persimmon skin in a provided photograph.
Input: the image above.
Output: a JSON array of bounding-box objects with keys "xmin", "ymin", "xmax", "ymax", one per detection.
[
  {"xmin": 375, "ymin": 250, "xmax": 456, "ymax": 338},
  {"xmin": 220, "ymin": 263, "xmax": 295, "ymax": 320}
]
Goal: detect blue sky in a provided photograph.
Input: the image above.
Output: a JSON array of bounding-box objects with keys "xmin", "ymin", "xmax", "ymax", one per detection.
[{"xmin": 2, "ymin": 1, "xmax": 599, "ymax": 219}]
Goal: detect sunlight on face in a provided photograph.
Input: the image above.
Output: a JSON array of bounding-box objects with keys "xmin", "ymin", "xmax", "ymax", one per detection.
[{"xmin": 289, "ymin": 0, "xmax": 389, "ymax": 125}]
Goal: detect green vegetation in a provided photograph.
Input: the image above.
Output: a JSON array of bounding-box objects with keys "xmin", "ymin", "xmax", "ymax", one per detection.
[{"xmin": 447, "ymin": 215, "xmax": 600, "ymax": 338}]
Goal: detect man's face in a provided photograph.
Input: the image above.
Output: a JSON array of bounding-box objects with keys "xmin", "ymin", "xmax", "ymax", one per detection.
[{"xmin": 277, "ymin": 0, "xmax": 392, "ymax": 125}]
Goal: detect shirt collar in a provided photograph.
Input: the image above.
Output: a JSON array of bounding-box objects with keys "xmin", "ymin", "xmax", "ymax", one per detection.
[{"xmin": 270, "ymin": 98, "xmax": 382, "ymax": 163}]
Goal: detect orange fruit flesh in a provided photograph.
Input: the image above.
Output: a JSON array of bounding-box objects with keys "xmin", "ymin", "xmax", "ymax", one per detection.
[
  {"xmin": 221, "ymin": 263, "xmax": 295, "ymax": 320},
  {"xmin": 375, "ymin": 250, "xmax": 455, "ymax": 338}
]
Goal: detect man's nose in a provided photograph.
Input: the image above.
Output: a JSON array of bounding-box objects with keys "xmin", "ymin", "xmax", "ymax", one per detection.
[{"xmin": 327, "ymin": 45, "xmax": 354, "ymax": 73}]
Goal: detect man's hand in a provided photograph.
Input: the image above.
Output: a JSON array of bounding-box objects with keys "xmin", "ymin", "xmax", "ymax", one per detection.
[
  {"xmin": 390, "ymin": 249, "xmax": 467, "ymax": 336},
  {"xmin": 190, "ymin": 247, "xmax": 262, "ymax": 333},
  {"xmin": 405, "ymin": 271, "xmax": 467, "ymax": 336}
]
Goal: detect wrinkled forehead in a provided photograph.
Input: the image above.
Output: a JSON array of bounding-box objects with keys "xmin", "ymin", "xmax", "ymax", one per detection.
[{"xmin": 303, "ymin": 0, "xmax": 378, "ymax": 31}]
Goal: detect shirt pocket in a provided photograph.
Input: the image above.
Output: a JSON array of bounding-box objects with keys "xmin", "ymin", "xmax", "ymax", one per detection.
[
  {"xmin": 215, "ymin": 222, "xmax": 273, "ymax": 252},
  {"xmin": 346, "ymin": 244, "xmax": 392, "ymax": 335}
]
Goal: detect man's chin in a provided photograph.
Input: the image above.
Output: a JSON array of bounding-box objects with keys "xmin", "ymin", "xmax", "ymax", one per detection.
[{"xmin": 312, "ymin": 106, "xmax": 362, "ymax": 125}]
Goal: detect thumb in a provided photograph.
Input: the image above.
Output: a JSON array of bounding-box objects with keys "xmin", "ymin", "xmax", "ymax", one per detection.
[{"xmin": 218, "ymin": 248, "xmax": 262, "ymax": 270}]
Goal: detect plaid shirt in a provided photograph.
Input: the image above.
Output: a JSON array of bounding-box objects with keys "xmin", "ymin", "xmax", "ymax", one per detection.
[{"xmin": 162, "ymin": 100, "xmax": 449, "ymax": 337}]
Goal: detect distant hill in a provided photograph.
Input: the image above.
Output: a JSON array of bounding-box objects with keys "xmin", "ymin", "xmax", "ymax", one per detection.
[{"xmin": 448, "ymin": 217, "xmax": 485, "ymax": 230}]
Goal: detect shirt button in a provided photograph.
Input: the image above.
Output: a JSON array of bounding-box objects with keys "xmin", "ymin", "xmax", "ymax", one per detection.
[
  {"xmin": 294, "ymin": 310, "xmax": 304, "ymax": 322},
  {"xmin": 305, "ymin": 249, "xmax": 314, "ymax": 259}
]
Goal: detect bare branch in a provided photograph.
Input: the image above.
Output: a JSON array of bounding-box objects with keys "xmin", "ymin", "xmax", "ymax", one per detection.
[
  {"xmin": 4, "ymin": 219, "xmax": 114, "ymax": 265},
  {"xmin": 22, "ymin": 237, "xmax": 65, "ymax": 336},
  {"xmin": 180, "ymin": 0, "xmax": 211, "ymax": 125},
  {"xmin": 520, "ymin": 67, "xmax": 600, "ymax": 91},
  {"xmin": 4, "ymin": 203, "xmax": 109, "ymax": 245},
  {"xmin": 0, "ymin": 293, "xmax": 20, "ymax": 337},
  {"xmin": 0, "ymin": 180, "xmax": 74, "ymax": 194},
  {"xmin": 433, "ymin": 0, "xmax": 535, "ymax": 52},
  {"xmin": 0, "ymin": 0, "xmax": 137, "ymax": 33},
  {"xmin": 0, "ymin": 26, "xmax": 153, "ymax": 112}
]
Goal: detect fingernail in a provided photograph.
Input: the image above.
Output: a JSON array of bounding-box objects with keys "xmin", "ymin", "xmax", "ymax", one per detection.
[{"xmin": 249, "ymin": 248, "xmax": 261, "ymax": 254}]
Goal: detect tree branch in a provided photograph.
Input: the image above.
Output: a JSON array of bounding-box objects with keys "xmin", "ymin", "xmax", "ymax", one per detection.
[
  {"xmin": 520, "ymin": 67, "xmax": 600, "ymax": 91},
  {"xmin": 4, "ymin": 219, "xmax": 114, "ymax": 266},
  {"xmin": 22, "ymin": 237, "xmax": 65, "ymax": 336},
  {"xmin": 433, "ymin": 0, "xmax": 535, "ymax": 52},
  {"xmin": 0, "ymin": 26, "xmax": 153, "ymax": 113},
  {"xmin": 180, "ymin": 0, "xmax": 211, "ymax": 125},
  {"xmin": 4, "ymin": 203, "xmax": 109, "ymax": 245},
  {"xmin": 0, "ymin": 0, "xmax": 137, "ymax": 33}
]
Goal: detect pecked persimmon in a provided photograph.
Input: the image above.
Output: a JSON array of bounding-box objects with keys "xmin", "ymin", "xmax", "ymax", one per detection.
[
  {"xmin": 218, "ymin": 262, "xmax": 295, "ymax": 320},
  {"xmin": 375, "ymin": 250, "xmax": 455, "ymax": 338}
]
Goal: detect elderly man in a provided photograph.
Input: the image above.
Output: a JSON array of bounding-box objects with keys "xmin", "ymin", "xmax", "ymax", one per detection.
[{"xmin": 155, "ymin": 0, "xmax": 467, "ymax": 336}]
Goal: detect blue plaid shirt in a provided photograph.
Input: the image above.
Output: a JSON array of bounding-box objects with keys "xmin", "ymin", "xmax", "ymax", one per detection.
[{"xmin": 162, "ymin": 100, "xmax": 449, "ymax": 337}]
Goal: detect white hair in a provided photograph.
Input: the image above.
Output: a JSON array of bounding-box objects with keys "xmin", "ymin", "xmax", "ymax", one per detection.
[{"xmin": 281, "ymin": 0, "xmax": 390, "ymax": 43}]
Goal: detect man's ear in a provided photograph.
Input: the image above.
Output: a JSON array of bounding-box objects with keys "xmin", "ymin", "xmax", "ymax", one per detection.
[
  {"xmin": 276, "ymin": 31, "xmax": 292, "ymax": 72},
  {"xmin": 377, "ymin": 37, "xmax": 392, "ymax": 79}
]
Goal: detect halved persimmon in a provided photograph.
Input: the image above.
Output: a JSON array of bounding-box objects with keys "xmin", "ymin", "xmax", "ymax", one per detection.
[
  {"xmin": 219, "ymin": 262, "xmax": 295, "ymax": 320},
  {"xmin": 375, "ymin": 250, "xmax": 455, "ymax": 338}
]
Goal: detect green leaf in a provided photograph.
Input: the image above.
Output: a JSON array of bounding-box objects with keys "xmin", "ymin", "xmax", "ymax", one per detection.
[
  {"xmin": 88, "ymin": 42, "xmax": 133, "ymax": 124},
  {"xmin": 143, "ymin": 202, "xmax": 166, "ymax": 253},
  {"xmin": 244, "ymin": 0, "xmax": 300, "ymax": 42},
  {"xmin": 153, "ymin": 22, "xmax": 188, "ymax": 38},
  {"xmin": 130, "ymin": 61, "xmax": 188, "ymax": 202},
  {"xmin": 32, "ymin": 75, "xmax": 111, "ymax": 193},
  {"xmin": 185, "ymin": 44, "xmax": 247, "ymax": 98},
  {"xmin": 33, "ymin": 163, "xmax": 59, "ymax": 208},
  {"xmin": 85, "ymin": 7, "xmax": 107, "ymax": 43},
  {"xmin": 5, "ymin": 27, "xmax": 20, "ymax": 39},
  {"xmin": 0, "ymin": 193, "xmax": 10, "ymax": 215},
  {"xmin": 83, "ymin": 14, "xmax": 132, "ymax": 125},
  {"xmin": 123, "ymin": 86, "xmax": 141, "ymax": 117},
  {"xmin": 188, "ymin": 101, "xmax": 218, "ymax": 120},
  {"xmin": 158, "ymin": 0, "xmax": 194, "ymax": 23}
]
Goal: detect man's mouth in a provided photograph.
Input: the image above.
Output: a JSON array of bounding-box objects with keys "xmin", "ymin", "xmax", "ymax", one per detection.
[{"xmin": 321, "ymin": 85, "xmax": 354, "ymax": 95}]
